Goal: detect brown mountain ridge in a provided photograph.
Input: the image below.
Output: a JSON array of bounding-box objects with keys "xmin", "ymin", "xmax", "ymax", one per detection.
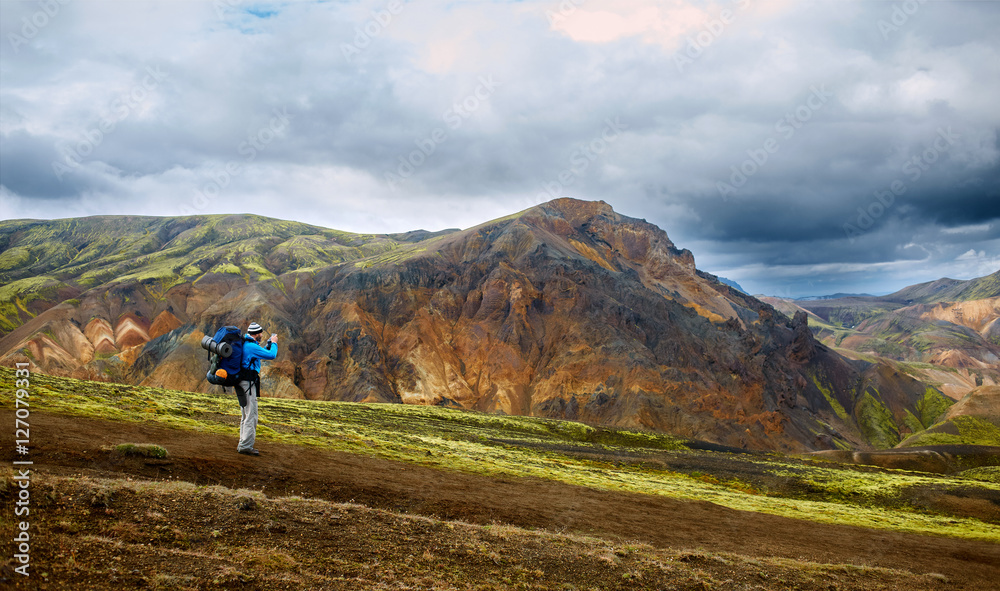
[{"xmin": 0, "ymin": 199, "xmax": 951, "ymax": 452}]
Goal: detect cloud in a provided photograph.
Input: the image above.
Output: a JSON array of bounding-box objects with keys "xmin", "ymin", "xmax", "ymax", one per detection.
[
  {"xmin": 550, "ymin": 1, "xmax": 701, "ymax": 47},
  {"xmin": 957, "ymin": 249, "xmax": 984, "ymax": 261},
  {"xmin": 942, "ymin": 223, "xmax": 992, "ymax": 235},
  {"xmin": 1, "ymin": 0, "xmax": 998, "ymax": 297}
]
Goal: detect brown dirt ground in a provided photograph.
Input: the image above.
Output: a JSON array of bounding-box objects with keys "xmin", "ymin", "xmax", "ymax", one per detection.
[
  {"xmin": 0, "ymin": 474, "xmax": 960, "ymax": 591},
  {"xmin": 3, "ymin": 472, "xmax": 961, "ymax": 591},
  {"xmin": 3, "ymin": 410, "xmax": 1000, "ymax": 589}
]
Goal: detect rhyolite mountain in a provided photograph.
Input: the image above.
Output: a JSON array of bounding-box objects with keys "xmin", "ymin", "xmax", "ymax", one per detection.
[
  {"xmin": 0, "ymin": 199, "xmax": 953, "ymax": 451},
  {"xmin": 762, "ymin": 270, "xmax": 1000, "ymax": 400}
]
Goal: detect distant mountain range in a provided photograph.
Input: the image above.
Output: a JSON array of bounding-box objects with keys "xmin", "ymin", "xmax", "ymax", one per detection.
[
  {"xmin": 760, "ymin": 269, "xmax": 1000, "ymax": 401},
  {"xmin": 0, "ymin": 199, "xmax": 961, "ymax": 452},
  {"xmin": 768, "ymin": 272, "xmax": 1000, "ymax": 303},
  {"xmin": 795, "ymin": 293, "xmax": 877, "ymax": 301}
]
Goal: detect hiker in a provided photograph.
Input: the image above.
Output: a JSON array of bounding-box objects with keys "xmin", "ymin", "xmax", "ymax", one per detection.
[{"xmin": 237, "ymin": 322, "xmax": 278, "ymax": 456}]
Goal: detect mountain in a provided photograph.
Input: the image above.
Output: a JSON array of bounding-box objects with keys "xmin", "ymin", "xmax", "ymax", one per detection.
[
  {"xmin": 769, "ymin": 270, "xmax": 1000, "ymax": 400},
  {"xmin": 885, "ymin": 270, "xmax": 1000, "ymax": 305},
  {"xmin": 717, "ymin": 276, "xmax": 746, "ymax": 294},
  {"xmin": 791, "ymin": 272, "xmax": 1000, "ymax": 330},
  {"xmin": 898, "ymin": 385, "xmax": 1000, "ymax": 447},
  {"xmin": 0, "ymin": 199, "xmax": 951, "ymax": 452},
  {"xmin": 795, "ymin": 293, "xmax": 876, "ymax": 301}
]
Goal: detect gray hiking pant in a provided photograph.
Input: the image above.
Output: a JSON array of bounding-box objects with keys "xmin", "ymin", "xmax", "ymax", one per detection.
[{"xmin": 237, "ymin": 379, "xmax": 258, "ymax": 452}]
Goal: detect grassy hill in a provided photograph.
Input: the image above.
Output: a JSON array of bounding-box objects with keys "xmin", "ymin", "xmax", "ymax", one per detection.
[
  {"xmin": 0, "ymin": 213, "xmax": 461, "ymax": 332},
  {"xmin": 4, "ymin": 367, "xmax": 1000, "ymax": 588},
  {"xmin": 4, "ymin": 367, "xmax": 999, "ymax": 542},
  {"xmin": 0, "ymin": 214, "xmax": 408, "ymax": 332},
  {"xmin": 900, "ymin": 386, "xmax": 1000, "ymax": 448}
]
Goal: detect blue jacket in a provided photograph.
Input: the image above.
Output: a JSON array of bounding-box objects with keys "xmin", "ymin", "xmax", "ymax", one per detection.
[{"xmin": 242, "ymin": 335, "xmax": 277, "ymax": 372}]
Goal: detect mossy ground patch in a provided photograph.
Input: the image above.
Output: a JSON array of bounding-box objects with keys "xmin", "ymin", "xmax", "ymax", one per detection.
[{"xmin": 3, "ymin": 366, "xmax": 999, "ymax": 543}]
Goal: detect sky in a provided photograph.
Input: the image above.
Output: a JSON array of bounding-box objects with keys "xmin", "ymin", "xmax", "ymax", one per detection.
[{"xmin": 1, "ymin": 0, "xmax": 998, "ymax": 298}]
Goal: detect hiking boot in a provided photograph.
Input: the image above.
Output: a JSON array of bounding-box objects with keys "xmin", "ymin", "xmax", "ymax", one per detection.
[{"xmin": 238, "ymin": 448, "xmax": 260, "ymax": 456}]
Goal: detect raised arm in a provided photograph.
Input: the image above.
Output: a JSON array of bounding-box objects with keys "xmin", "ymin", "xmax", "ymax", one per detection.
[{"xmin": 244, "ymin": 340, "xmax": 278, "ymax": 361}]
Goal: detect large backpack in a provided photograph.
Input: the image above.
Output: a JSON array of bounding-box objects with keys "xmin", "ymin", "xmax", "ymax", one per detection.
[{"xmin": 206, "ymin": 326, "xmax": 246, "ymax": 389}]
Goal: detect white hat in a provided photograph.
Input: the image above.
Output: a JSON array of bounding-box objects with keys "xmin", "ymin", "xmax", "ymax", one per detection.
[{"xmin": 247, "ymin": 322, "xmax": 263, "ymax": 335}]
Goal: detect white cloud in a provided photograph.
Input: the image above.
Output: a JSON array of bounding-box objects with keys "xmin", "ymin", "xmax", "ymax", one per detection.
[
  {"xmin": 942, "ymin": 223, "xmax": 992, "ymax": 235},
  {"xmin": 957, "ymin": 249, "xmax": 985, "ymax": 261},
  {"xmin": 545, "ymin": 0, "xmax": 796, "ymax": 50}
]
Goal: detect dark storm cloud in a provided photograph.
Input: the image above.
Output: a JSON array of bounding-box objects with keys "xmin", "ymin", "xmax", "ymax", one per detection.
[
  {"xmin": 1, "ymin": 0, "xmax": 998, "ymax": 296},
  {"xmin": 0, "ymin": 130, "xmax": 78, "ymax": 198}
]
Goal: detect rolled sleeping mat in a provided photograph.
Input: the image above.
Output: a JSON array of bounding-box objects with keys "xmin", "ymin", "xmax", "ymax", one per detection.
[{"xmin": 200, "ymin": 335, "xmax": 233, "ymax": 358}]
